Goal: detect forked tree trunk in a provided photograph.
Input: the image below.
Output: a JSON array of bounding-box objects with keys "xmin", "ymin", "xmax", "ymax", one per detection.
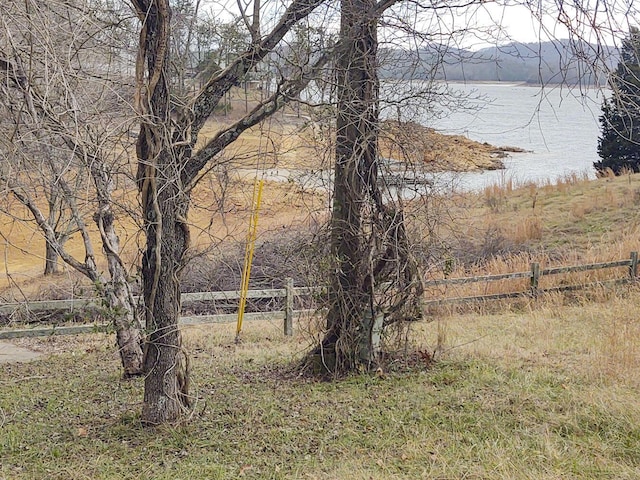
[
  {"xmin": 8, "ymin": 159, "xmax": 144, "ymax": 376},
  {"xmin": 311, "ymin": 0, "xmax": 381, "ymax": 374}
]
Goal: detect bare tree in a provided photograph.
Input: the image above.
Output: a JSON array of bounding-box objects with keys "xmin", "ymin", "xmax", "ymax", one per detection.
[
  {"xmin": 297, "ymin": 0, "xmax": 427, "ymax": 374},
  {"xmin": 0, "ymin": 0, "xmax": 144, "ymax": 376},
  {"xmin": 128, "ymin": 0, "xmax": 341, "ymax": 423}
]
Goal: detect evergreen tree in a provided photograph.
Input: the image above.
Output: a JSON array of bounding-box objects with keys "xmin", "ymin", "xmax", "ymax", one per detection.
[{"xmin": 596, "ymin": 27, "xmax": 640, "ymax": 174}]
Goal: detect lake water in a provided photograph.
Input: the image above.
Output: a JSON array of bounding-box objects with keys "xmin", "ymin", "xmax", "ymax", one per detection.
[
  {"xmin": 272, "ymin": 82, "xmax": 607, "ymax": 194},
  {"xmin": 414, "ymin": 82, "xmax": 606, "ymax": 191}
]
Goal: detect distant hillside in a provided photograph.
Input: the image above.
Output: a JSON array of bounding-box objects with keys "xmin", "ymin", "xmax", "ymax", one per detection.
[{"xmin": 379, "ymin": 40, "xmax": 618, "ymax": 85}]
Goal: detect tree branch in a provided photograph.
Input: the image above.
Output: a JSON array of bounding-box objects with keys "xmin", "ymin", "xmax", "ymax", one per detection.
[
  {"xmin": 187, "ymin": 0, "xmax": 325, "ymax": 134},
  {"xmin": 180, "ymin": 0, "xmax": 404, "ymax": 184},
  {"xmin": 5, "ymin": 180, "xmax": 101, "ymax": 282},
  {"xmin": 184, "ymin": 48, "xmax": 332, "ymax": 187}
]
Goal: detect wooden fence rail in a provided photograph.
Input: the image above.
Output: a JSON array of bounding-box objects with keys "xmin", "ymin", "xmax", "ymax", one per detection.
[
  {"xmin": 0, "ymin": 252, "xmax": 637, "ymax": 340},
  {"xmin": 422, "ymin": 252, "xmax": 637, "ymax": 305},
  {"xmin": 0, "ymin": 288, "xmax": 288, "ymax": 316}
]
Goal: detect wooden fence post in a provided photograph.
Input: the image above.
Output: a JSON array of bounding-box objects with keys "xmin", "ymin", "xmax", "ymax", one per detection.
[
  {"xmin": 630, "ymin": 251, "xmax": 638, "ymax": 281},
  {"xmin": 284, "ymin": 277, "xmax": 294, "ymax": 336},
  {"xmin": 530, "ymin": 262, "xmax": 540, "ymax": 298}
]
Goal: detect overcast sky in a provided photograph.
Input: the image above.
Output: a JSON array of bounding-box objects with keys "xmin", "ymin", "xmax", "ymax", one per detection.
[
  {"xmin": 468, "ymin": 1, "xmax": 635, "ymax": 49},
  {"xmin": 210, "ymin": 0, "xmax": 636, "ymax": 50}
]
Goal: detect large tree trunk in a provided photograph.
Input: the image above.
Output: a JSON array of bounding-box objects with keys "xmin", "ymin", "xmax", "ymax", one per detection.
[
  {"xmin": 133, "ymin": 0, "xmax": 191, "ymax": 424},
  {"xmin": 139, "ymin": 155, "xmax": 191, "ymax": 423},
  {"xmin": 312, "ymin": 0, "xmax": 381, "ymax": 373},
  {"xmin": 307, "ymin": 0, "xmax": 423, "ymax": 376}
]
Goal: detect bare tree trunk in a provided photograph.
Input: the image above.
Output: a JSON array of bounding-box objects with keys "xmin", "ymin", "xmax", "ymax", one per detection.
[
  {"xmin": 306, "ymin": 0, "xmax": 422, "ymax": 376},
  {"xmin": 46, "ymin": 153, "xmax": 145, "ymax": 377},
  {"xmin": 100, "ymin": 272, "xmax": 144, "ymax": 378},
  {"xmin": 139, "ymin": 156, "xmax": 191, "ymax": 423},
  {"xmin": 132, "ymin": 0, "xmax": 190, "ymax": 423},
  {"xmin": 43, "ymin": 240, "xmax": 59, "ymax": 275},
  {"xmin": 108, "ymin": 285, "xmax": 143, "ymax": 377},
  {"xmin": 44, "ymin": 176, "xmax": 64, "ymax": 276},
  {"xmin": 311, "ymin": 0, "xmax": 381, "ymax": 374},
  {"xmin": 91, "ymin": 161, "xmax": 144, "ymax": 377}
]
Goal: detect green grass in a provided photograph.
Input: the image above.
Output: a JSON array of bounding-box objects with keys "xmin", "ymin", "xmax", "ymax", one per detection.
[{"xmin": 2, "ymin": 298, "xmax": 640, "ymax": 480}]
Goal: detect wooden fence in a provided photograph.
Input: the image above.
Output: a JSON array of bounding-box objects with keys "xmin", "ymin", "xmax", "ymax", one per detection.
[
  {"xmin": 421, "ymin": 251, "xmax": 638, "ymax": 305},
  {"xmin": 0, "ymin": 252, "xmax": 637, "ymax": 340}
]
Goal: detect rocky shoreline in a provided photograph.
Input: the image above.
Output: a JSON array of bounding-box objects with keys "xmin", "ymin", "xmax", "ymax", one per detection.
[{"xmin": 380, "ymin": 120, "xmax": 525, "ymax": 173}]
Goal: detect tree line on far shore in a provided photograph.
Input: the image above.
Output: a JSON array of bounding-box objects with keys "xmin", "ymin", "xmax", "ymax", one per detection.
[{"xmin": 380, "ymin": 40, "xmax": 617, "ymax": 85}]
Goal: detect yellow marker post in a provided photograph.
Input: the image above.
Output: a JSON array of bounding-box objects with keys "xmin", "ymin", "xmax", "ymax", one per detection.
[{"xmin": 236, "ymin": 179, "xmax": 264, "ymax": 341}]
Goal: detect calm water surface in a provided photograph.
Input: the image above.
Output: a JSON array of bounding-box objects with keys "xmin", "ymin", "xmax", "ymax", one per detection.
[
  {"xmin": 285, "ymin": 82, "xmax": 606, "ymax": 194},
  {"xmin": 416, "ymin": 83, "xmax": 606, "ymax": 191}
]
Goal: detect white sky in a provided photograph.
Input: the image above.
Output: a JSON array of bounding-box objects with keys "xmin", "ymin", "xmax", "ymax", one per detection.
[
  {"xmin": 465, "ymin": 1, "xmax": 635, "ymax": 49},
  {"xmin": 209, "ymin": 0, "xmax": 637, "ymax": 50}
]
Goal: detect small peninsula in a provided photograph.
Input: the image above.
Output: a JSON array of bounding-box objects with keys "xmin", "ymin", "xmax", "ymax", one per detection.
[{"xmin": 380, "ymin": 120, "xmax": 524, "ymax": 172}]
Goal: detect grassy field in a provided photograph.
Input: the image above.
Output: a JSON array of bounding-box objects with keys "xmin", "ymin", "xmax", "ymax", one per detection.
[
  {"xmin": 2, "ymin": 286, "xmax": 640, "ymax": 479},
  {"xmin": 467, "ymin": 171, "xmax": 640, "ymax": 256},
  {"xmin": 2, "ymin": 172, "xmax": 640, "ymax": 479}
]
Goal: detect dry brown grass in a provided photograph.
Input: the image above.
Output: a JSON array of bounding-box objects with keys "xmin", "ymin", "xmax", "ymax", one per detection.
[
  {"xmin": 513, "ymin": 215, "xmax": 543, "ymax": 243},
  {"xmin": 450, "ymin": 171, "xmax": 640, "ymax": 257},
  {"xmin": 409, "ymin": 171, "xmax": 640, "ymax": 309},
  {"xmin": 423, "ymin": 287, "xmax": 640, "ymax": 388}
]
